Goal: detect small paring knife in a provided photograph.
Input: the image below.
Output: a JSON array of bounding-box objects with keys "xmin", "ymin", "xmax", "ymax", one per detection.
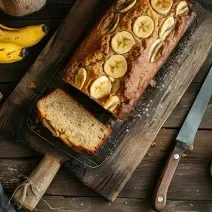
[{"xmin": 153, "ymin": 66, "xmax": 212, "ymax": 211}]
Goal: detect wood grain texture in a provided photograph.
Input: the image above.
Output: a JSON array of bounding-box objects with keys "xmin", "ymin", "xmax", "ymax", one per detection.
[
  {"xmin": 1, "ymin": 1, "xmax": 212, "ymax": 203},
  {"xmin": 1, "ymin": 129, "xmax": 212, "ymax": 200},
  {"xmin": 0, "ymin": 135, "xmax": 38, "ymax": 157},
  {"xmin": 25, "ymin": 196, "xmax": 212, "ymax": 212}
]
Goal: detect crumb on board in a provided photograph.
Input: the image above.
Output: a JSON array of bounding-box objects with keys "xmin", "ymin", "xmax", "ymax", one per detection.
[
  {"xmin": 150, "ymin": 79, "xmax": 157, "ymax": 87},
  {"xmin": 175, "ymin": 59, "xmax": 181, "ymax": 65},
  {"xmin": 181, "ymin": 153, "xmax": 192, "ymax": 158},
  {"xmin": 28, "ymin": 82, "xmax": 36, "ymax": 89},
  {"xmin": 151, "ymin": 142, "xmax": 156, "ymax": 147}
]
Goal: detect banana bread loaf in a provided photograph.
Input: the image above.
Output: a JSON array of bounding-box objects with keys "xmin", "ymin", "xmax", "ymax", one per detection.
[
  {"xmin": 37, "ymin": 88, "xmax": 111, "ymax": 154},
  {"xmin": 63, "ymin": 0, "xmax": 195, "ymax": 119}
]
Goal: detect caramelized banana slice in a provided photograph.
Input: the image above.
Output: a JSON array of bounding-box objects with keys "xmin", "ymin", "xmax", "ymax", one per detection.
[
  {"xmin": 104, "ymin": 55, "xmax": 128, "ymax": 78},
  {"xmin": 149, "ymin": 39, "xmax": 163, "ymax": 62},
  {"xmin": 111, "ymin": 79, "xmax": 121, "ymax": 94},
  {"xmin": 133, "ymin": 15, "xmax": 154, "ymax": 38},
  {"xmin": 176, "ymin": 1, "xmax": 189, "ymax": 16},
  {"xmin": 104, "ymin": 13, "xmax": 121, "ymax": 34},
  {"xmin": 90, "ymin": 76, "xmax": 112, "ymax": 99},
  {"xmin": 116, "ymin": 0, "xmax": 137, "ymax": 13},
  {"xmin": 151, "ymin": 0, "xmax": 173, "ymax": 15},
  {"xmin": 111, "ymin": 31, "xmax": 135, "ymax": 54},
  {"xmin": 104, "ymin": 96, "xmax": 121, "ymax": 112},
  {"xmin": 43, "ymin": 119, "xmax": 59, "ymax": 137},
  {"xmin": 75, "ymin": 68, "xmax": 87, "ymax": 89},
  {"xmin": 159, "ymin": 16, "xmax": 175, "ymax": 40}
]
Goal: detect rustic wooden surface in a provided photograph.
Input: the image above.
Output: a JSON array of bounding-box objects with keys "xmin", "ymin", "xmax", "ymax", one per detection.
[{"xmin": 0, "ymin": 0, "xmax": 212, "ymax": 211}]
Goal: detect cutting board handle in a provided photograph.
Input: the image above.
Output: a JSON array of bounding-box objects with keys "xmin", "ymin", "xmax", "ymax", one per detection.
[{"xmin": 12, "ymin": 153, "xmax": 63, "ymax": 211}]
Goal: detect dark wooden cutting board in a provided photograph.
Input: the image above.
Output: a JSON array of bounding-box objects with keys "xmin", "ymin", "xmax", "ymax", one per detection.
[{"xmin": 0, "ymin": 0, "xmax": 212, "ymax": 204}]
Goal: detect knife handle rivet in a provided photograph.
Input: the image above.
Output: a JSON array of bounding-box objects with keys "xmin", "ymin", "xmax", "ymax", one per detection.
[
  {"xmin": 174, "ymin": 154, "xmax": 180, "ymax": 160},
  {"xmin": 157, "ymin": 196, "xmax": 164, "ymax": 202}
]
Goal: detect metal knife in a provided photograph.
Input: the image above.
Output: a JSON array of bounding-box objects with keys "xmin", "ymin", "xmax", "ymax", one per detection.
[{"xmin": 153, "ymin": 66, "xmax": 212, "ymax": 211}]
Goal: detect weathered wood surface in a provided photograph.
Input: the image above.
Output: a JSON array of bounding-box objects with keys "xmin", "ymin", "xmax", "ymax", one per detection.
[
  {"xmin": 1, "ymin": 129, "xmax": 212, "ymax": 200},
  {"xmin": 29, "ymin": 196, "xmax": 212, "ymax": 212},
  {"xmin": 1, "ymin": 0, "xmax": 212, "ymax": 211}
]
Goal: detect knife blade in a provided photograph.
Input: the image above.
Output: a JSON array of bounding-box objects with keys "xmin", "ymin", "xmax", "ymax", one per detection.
[{"xmin": 153, "ymin": 66, "xmax": 212, "ymax": 211}]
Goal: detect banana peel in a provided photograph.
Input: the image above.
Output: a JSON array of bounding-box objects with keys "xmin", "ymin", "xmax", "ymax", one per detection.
[{"xmin": 0, "ymin": 24, "xmax": 49, "ymax": 48}]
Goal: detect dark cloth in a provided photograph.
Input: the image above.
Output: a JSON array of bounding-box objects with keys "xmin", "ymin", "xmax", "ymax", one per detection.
[{"xmin": 0, "ymin": 184, "xmax": 16, "ymax": 212}]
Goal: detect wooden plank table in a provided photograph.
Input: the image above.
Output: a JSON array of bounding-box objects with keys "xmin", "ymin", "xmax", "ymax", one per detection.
[{"xmin": 0, "ymin": 0, "xmax": 212, "ymax": 211}]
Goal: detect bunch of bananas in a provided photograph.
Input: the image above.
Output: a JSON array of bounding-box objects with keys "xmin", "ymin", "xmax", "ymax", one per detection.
[{"xmin": 0, "ymin": 24, "xmax": 49, "ymax": 63}]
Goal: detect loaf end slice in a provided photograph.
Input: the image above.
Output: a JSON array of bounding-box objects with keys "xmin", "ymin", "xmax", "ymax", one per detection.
[{"xmin": 36, "ymin": 88, "xmax": 111, "ymax": 154}]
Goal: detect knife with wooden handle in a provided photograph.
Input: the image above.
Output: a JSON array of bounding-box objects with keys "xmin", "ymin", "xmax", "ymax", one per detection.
[{"xmin": 153, "ymin": 66, "xmax": 212, "ymax": 211}]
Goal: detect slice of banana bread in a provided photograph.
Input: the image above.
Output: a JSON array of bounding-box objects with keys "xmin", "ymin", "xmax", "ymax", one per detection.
[{"xmin": 36, "ymin": 88, "xmax": 111, "ymax": 154}]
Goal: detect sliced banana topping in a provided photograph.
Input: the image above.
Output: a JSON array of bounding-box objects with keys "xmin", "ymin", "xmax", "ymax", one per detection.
[
  {"xmin": 75, "ymin": 68, "xmax": 87, "ymax": 89},
  {"xmin": 43, "ymin": 119, "xmax": 59, "ymax": 137},
  {"xmin": 116, "ymin": 0, "xmax": 137, "ymax": 13},
  {"xmin": 176, "ymin": 1, "xmax": 189, "ymax": 16},
  {"xmin": 104, "ymin": 13, "xmax": 120, "ymax": 34},
  {"xmin": 109, "ymin": 76, "xmax": 115, "ymax": 82},
  {"xmin": 159, "ymin": 16, "xmax": 175, "ymax": 40},
  {"xmin": 133, "ymin": 16, "xmax": 154, "ymax": 38},
  {"xmin": 104, "ymin": 96, "xmax": 121, "ymax": 112},
  {"xmin": 149, "ymin": 39, "xmax": 163, "ymax": 62},
  {"xmin": 104, "ymin": 55, "xmax": 127, "ymax": 78},
  {"xmin": 111, "ymin": 80, "xmax": 121, "ymax": 94},
  {"xmin": 111, "ymin": 31, "xmax": 135, "ymax": 54},
  {"xmin": 90, "ymin": 76, "xmax": 112, "ymax": 99},
  {"xmin": 151, "ymin": 0, "xmax": 173, "ymax": 15}
]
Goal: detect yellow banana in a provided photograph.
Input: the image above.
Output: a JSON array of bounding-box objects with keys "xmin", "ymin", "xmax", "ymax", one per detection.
[
  {"xmin": 0, "ymin": 24, "xmax": 49, "ymax": 48},
  {"xmin": 0, "ymin": 42, "xmax": 28, "ymax": 63}
]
